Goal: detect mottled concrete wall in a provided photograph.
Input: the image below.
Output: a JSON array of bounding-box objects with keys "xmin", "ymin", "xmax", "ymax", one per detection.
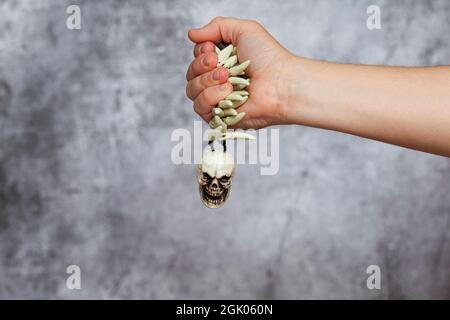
[{"xmin": 0, "ymin": 0, "xmax": 449, "ymax": 299}]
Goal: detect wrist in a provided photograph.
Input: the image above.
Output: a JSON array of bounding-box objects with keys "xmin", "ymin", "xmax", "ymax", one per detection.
[
  {"xmin": 278, "ymin": 55, "xmax": 333, "ymax": 128},
  {"xmin": 276, "ymin": 55, "xmax": 313, "ymax": 125}
]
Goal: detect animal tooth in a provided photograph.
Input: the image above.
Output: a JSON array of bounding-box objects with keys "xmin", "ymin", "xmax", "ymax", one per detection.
[
  {"xmin": 232, "ymin": 95, "xmax": 248, "ymax": 108},
  {"xmin": 225, "ymin": 93, "xmax": 244, "ymax": 101},
  {"xmin": 218, "ymin": 44, "xmax": 233, "ymax": 64},
  {"xmin": 216, "ymin": 125, "xmax": 226, "ymax": 133},
  {"xmin": 218, "ymin": 100, "xmax": 233, "ymax": 109},
  {"xmin": 232, "ymin": 90, "xmax": 249, "ymax": 96},
  {"xmin": 229, "ymin": 77, "xmax": 250, "ymax": 86},
  {"xmin": 220, "ymin": 132, "xmax": 256, "ymax": 141},
  {"xmin": 221, "ymin": 55, "xmax": 238, "ymax": 68},
  {"xmin": 222, "ymin": 108, "xmax": 237, "ymax": 117},
  {"xmin": 224, "ymin": 112, "xmax": 246, "ymax": 126},
  {"xmin": 233, "ymin": 84, "xmax": 247, "ymax": 90},
  {"xmin": 215, "ymin": 46, "xmax": 220, "ymax": 54},
  {"xmin": 229, "ymin": 60, "xmax": 250, "ymax": 76},
  {"xmin": 214, "ymin": 115, "xmax": 227, "ymax": 129},
  {"xmin": 213, "ymin": 108, "xmax": 224, "ymax": 117}
]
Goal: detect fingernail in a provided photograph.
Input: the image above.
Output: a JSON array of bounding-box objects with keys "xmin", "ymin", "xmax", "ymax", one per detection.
[
  {"xmin": 212, "ymin": 69, "xmax": 220, "ymax": 81},
  {"xmin": 219, "ymin": 83, "xmax": 229, "ymax": 91},
  {"xmin": 202, "ymin": 56, "xmax": 209, "ymax": 67}
]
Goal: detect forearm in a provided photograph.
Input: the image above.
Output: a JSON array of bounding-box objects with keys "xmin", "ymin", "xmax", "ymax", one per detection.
[{"xmin": 283, "ymin": 56, "xmax": 450, "ymax": 157}]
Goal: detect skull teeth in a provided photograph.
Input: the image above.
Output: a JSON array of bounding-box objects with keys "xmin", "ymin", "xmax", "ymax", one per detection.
[
  {"xmin": 201, "ymin": 188, "xmax": 229, "ymax": 208},
  {"xmin": 206, "ymin": 187, "xmax": 223, "ymax": 197}
]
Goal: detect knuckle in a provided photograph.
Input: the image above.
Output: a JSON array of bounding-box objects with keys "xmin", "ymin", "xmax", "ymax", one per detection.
[
  {"xmin": 193, "ymin": 100, "xmax": 201, "ymax": 115},
  {"xmin": 201, "ymin": 89, "xmax": 214, "ymax": 106},
  {"xmin": 194, "ymin": 53, "xmax": 206, "ymax": 70},
  {"xmin": 220, "ymin": 82, "xmax": 233, "ymax": 94},
  {"xmin": 194, "ymin": 96, "xmax": 210, "ymax": 118},
  {"xmin": 193, "ymin": 44, "xmax": 200, "ymax": 56},
  {"xmin": 201, "ymin": 41, "xmax": 213, "ymax": 52},
  {"xmin": 247, "ymin": 19, "xmax": 262, "ymax": 29},
  {"xmin": 185, "ymin": 82, "xmax": 192, "ymax": 100},
  {"xmin": 186, "ymin": 63, "xmax": 193, "ymax": 80},
  {"xmin": 200, "ymin": 71, "xmax": 212, "ymax": 87},
  {"xmin": 198, "ymin": 90, "xmax": 208, "ymax": 106},
  {"xmin": 211, "ymin": 16, "xmax": 224, "ymax": 24},
  {"xmin": 205, "ymin": 51, "xmax": 217, "ymax": 66}
]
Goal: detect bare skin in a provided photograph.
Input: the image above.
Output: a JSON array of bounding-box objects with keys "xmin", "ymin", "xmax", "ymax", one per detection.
[{"xmin": 186, "ymin": 17, "xmax": 450, "ymax": 157}]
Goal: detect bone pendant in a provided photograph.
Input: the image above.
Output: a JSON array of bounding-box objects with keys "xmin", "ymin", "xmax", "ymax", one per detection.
[{"xmin": 197, "ymin": 148, "xmax": 235, "ymax": 209}]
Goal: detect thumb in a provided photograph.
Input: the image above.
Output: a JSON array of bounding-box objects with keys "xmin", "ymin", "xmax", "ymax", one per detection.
[{"xmin": 188, "ymin": 17, "xmax": 246, "ymax": 45}]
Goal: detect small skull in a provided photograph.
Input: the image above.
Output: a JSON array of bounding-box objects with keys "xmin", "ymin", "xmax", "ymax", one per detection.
[{"xmin": 197, "ymin": 148, "xmax": 235, "ymax": 208}]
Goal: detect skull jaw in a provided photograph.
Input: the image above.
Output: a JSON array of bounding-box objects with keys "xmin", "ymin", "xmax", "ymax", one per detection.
[{"xmin": 198, "ymin": 185, "xmax": 231, "ymax": 209}]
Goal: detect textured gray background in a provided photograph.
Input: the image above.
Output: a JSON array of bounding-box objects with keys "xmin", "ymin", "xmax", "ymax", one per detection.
[{"xmin": 0, "ymin": 0, "xmax": 449, "ymax": 299}]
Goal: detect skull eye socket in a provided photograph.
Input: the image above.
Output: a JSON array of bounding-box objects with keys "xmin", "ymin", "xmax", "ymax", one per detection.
[
  {"xmin": 203, "ymin": 173, "xmax": 212, "ymax": 182},
  {"xmin": 219, "ymin": 176, "xmax": 229, "ymax": 184}
]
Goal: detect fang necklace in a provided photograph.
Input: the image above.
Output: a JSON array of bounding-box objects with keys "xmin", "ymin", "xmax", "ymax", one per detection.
[{"xmin": 197, "ymin": 42, "xmax": 255, "ymax": 209}]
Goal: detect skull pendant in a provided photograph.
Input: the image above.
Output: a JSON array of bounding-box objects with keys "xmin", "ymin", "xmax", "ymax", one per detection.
[{"xmin": 197, "ymin": 148, "xmax": 235, "ymax": 208}]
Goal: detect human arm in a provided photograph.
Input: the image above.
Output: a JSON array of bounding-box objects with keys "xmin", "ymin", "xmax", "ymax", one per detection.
[{"xmin": 186, "ymin": 17, "xmax": 450, "ymax": 157}]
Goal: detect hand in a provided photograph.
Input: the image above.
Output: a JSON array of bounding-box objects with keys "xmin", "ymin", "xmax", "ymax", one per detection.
[{"xmin": 186, "ymin": 17, "xmax": 295, "ymax": 129}]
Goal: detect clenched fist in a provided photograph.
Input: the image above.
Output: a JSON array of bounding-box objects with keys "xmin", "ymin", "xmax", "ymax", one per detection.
[{"xmin": 186, "ymin": 17, "xmax": 295, "ymax": 129}]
